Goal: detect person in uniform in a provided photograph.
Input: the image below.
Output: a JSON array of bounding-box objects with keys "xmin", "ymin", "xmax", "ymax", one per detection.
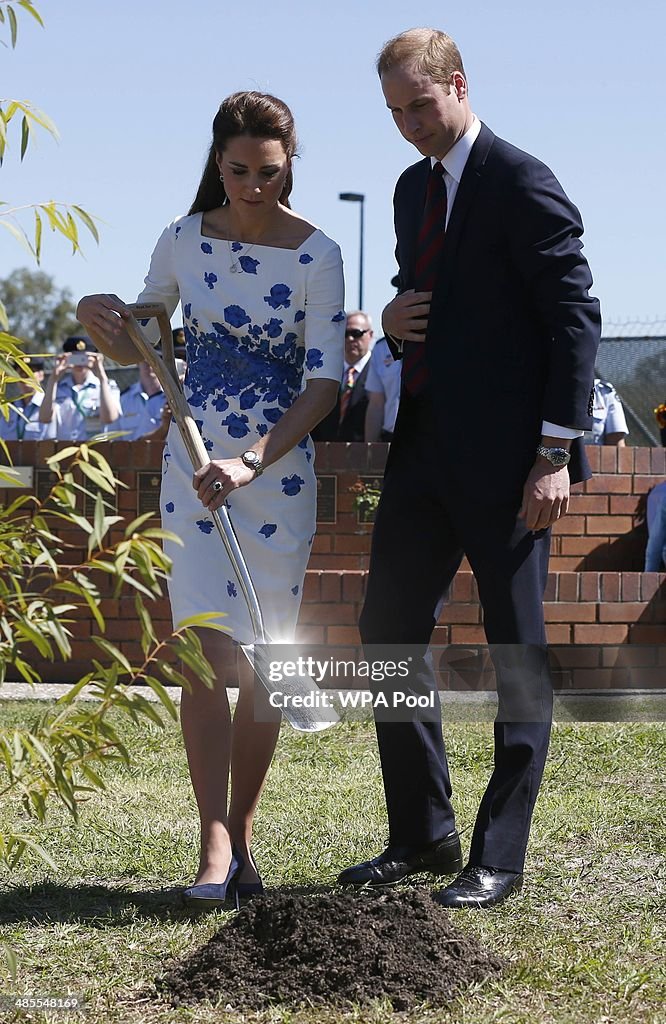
[
  {"xmin": 364, "ymin": 335, "xmax": 401, "ymax": 441},
  {"xmin": 117, "ymin": 360, "xmax": 166, "ymax": 440},
  {"xmin": 589, "ymin": 376, "xmax": 629, "ymax": 445},
  {"xmin": 39, "ymin": 336, "xmax": 122, "ymax": 441},
  {"xmin": 0, "ymin": 358, "xmax": 57, "ymax": 441}
]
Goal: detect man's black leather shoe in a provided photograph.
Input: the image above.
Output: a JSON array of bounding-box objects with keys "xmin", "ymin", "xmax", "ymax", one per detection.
[
  {"xmin": 336, "ymin": 831, "xmax": 462, "ymax": 886},
  {"xmin": 435, "ymin": 865, "xmax": 523, "ymax": 909}
]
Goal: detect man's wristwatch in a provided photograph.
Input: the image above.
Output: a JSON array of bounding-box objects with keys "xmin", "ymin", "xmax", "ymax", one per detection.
[
  {"xmin": 241, "ymin": 450, "xmax": 264, "ymax": 476},
  {"xmin": 536, "ymin": 445, "xmax": 571, "ymax": 467}
]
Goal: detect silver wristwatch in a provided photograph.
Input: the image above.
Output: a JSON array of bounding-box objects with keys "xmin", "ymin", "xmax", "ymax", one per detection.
[
  {"xmin": 536, "ymin": 445, "xmax": 571, "ymax": 467},
  {"xmin": 241, "ymin": 450, "xmax": 264, "ymax": 476}
]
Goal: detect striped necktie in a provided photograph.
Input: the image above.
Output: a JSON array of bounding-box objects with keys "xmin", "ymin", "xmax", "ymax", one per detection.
[
  {"xmin": 339, "ymin": 365, "xmax": 356, "ymax": 422},
  {"xmin": 401, "ymin": 161, "xmax": 447, "ymax": 396}
]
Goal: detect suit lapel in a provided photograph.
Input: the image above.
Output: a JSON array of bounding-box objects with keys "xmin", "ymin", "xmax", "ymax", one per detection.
[{"xmin": 431, "ymin": 122, "xmax": 496, "ymax": 312}]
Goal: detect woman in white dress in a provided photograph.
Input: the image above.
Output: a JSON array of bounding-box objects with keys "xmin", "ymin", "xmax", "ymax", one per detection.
[{"xmin": 77, "ymin": 92, "xmax": 344, "ymax": 907}]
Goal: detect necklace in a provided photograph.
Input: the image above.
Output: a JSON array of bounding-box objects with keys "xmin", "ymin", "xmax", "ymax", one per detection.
[{"xmin": 227, "ymin": 238, "xmax": 259, "ymax": 274}]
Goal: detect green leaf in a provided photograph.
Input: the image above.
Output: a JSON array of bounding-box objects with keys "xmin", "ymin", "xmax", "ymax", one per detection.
[
  {"xmin": 33, "ymin": 207, "xmax": 42, "ymax": 261},
  {"xmin": 72, "ymin": 205, "xmax": 99, "ymax": 244},
  {"xmin": 78, "ymin": 460, "xmax": 116, "ymax": 495},
  {"xmin": 0, "ymin": 297, "xmax": 8, "ymax": 331},
  {"xmin": 17, "ymin": 1, "xmax": 44, "ymax": 27},
  {"xmin": 0, "ymin": 216, "xmax": 35, "ymax": 257},
  {"xmin": 8, "ymin": 4, "xmax": 18, "ymax": 47},
  {"xmin": 91, "ymin": 637, "xmax": 132, "ymax": 674},
  {"xmin": 1, "ymin": 941, "xmax": 17, "ymax": 981},
  {"xmin": 20, "ymin": 113, "xmax": 29, "ymax": 159}
]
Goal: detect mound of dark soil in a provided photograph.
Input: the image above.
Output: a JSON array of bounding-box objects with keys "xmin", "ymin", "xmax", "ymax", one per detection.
[{"xmin": 156, "ymin": 889, "xmax": 504, "ymax": 1011}]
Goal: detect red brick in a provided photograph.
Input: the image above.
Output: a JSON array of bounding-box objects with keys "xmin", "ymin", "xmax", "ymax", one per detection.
[
  {"xmin": 544, "ymin": 574, "xmax": 557, "ymax": 601},
  {"xmin": 604, "ymin": 646, "xmax": 656, "ymax": 667},
  {"xmin": 549, "ymin": 557, "xmax": 582, "ymax": 571},
  {"xmin": 626, "ymin": 668, "xmax": 666, "ymax": 687},
  {"xmin": 598, "ymin": 602, "xmax": 647, "ymax": 622},
  {"xmin": 633, "ymin": 475, "xmax": 665, "ymax": 493},
  {"xmin": 544, "ymin": 602, "xmax": 596, "ymax": 622},
  {"xmin": 451, "ymin": 574, "xmax": 476, "ymax": 601},
  {"xmin": 302, "ymin": 573, "xmax": 321, "ymax": 601},
  {"xmin": 641, "ymin": 574, "xmax": 666, "ymax": 601},
  {"xmin": 549, "ymin": 646, "xmax": 601, "ymax": 668},
  {"xmin": 311, "ymin": 535, "xmax": 331, "ymax": 553},
  {"xmin": 560, "ymin": 537, "xmax": 606, "ymax": 556},
  {"xmin": 599, "ymin": 447, "xmax": 618, "ymax": 473},
  {"xmin": 552, "ymin": 515, "xmax": 585, "ymax": 535},
  {"xmin": 617, "ymin": 447, "xmax": 634, "ymax": 474},
  {"xmin": 633, "ymin": 448, "xmax": 651, "ymax": 473},
  {"xmin": 557, "ymin": 573, "xmax": 579, "ymax": 601},
  {"xmin": 438, "ymin": 604, "xmax": 481, "ymax": 624},
  {"xmin": 584, "ymin": 446, "xmax": 601, "ymax": 472},
  {"xmin": 650, "ymin": 448, "xmax": 666, "ymax": 475},
  {"xmin": 585, "ymin": 474, "xmax": 633, "ymax": 494},
  {"xmin": 586, "ymin": 515, "xmax": 632, "ymax": 536},
  {"xmin": 294, "ymin": 625, "xmax": 325, "ymax": 644},
  {"xmin": 299, "ymin": 603, "xmax": 357, "ymax": 625},
  {"xmin": 320, "ymin": 572, "xmax": 342, "ymax": 602},
  {"xmin": 342, "ymin": 572, "xmax": 366, "ymax": 602},
  {"xmin": 567, "ymin": 495, "xmax": 609, "ymax": 514},
  {"xmin": 309, "ymin": 554, "xmax": 365, "ymax": 570},
  {"xmin": 629, "ymin": 624, "xmax": 666, "ymax": 643},
  {"xmin": 332, "ymin": 534, "xmax": 371, "ymax": 554},
  {"xmin": 600, "ymin": 573, "xmax": 621, "ymax": 600},
  {"xmin": 573, "ymin": 624, "xmax": 629, "ymax": 643},
  {"xmin": 621, "ymin": 573, "xmax": 641, "ymax": 601},
  {"xmin": 450, "ymin": 625, "xmax": 487, "ymax": 644},
  {"xmin": 546, "ymin": 624, "xmax": 571, "ymax": 643},
  {"xmin": 570, "ymin": 668, "xmax": 629, "ymax": 688},
  {"xmin": 327, "ymin": 626, "xmax": 361, "ymax": 644},
  {"xmin": 431, "ymin": 625, "xmax": 451, "ymax": 644},
  {"xmin": 609, "ymin": 495, "xmax": 641, "ymax": 515}
]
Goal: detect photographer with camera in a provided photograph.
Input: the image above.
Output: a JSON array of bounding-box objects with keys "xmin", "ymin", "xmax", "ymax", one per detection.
[{"xmin": 39, "ymin": 336, "xmax": 122, "ymax": 441}]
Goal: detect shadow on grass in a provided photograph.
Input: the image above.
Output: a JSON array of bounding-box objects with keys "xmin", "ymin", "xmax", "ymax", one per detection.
[{"xmin": 0, "ymin": 881, "xmax": 335, "ymax": 925}]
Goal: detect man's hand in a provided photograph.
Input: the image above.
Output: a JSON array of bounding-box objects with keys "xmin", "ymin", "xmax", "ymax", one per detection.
[
  {"xmin": 52, "ymin": 355, "xmax": 70, "ymax": 381},
  {"xmin": 89, "ymin": 353, "xmax": 107, "ymax": 381},
  {"xmin": 519, "ymin": 461, "xmax": 570, "ymax": 531},
  {"xmin": 382, "ymin": 289, "xmax": 432, "ymax": 342}
]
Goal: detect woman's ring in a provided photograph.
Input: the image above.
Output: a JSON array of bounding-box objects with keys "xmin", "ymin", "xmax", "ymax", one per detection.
[{"xmin": 212, "ymin": 480, "xmax": 223, "ymax": 493}]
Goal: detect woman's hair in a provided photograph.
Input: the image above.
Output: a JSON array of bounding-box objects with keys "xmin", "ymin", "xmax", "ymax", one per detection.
[
  {"xmin": 189, "ymin": 91, "xmax": 298, "ymax": 214},
  {"xmin": 376, "ymin": 28, "xmax": 465, "ymax": 88}
]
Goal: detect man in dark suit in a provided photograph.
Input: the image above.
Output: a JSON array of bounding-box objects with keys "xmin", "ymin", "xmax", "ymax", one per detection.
[
  {"xmin": 337, "ymin": 28, "xmax": 601, "ymax": 908},
  {"xmin": 312, "ymin": 311, "xmax": 373, "ymax": 442}
]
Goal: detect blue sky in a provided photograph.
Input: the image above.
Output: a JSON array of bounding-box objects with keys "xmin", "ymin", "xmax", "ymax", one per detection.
[{"xmin": 2, "ymin": 0, "xmax": 665, "ymax": 342}]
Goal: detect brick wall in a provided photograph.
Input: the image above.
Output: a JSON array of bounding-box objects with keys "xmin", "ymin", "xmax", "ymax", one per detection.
[{"xmin": 1, "ymin": 440, "xmax": 665, "ymax": 686}]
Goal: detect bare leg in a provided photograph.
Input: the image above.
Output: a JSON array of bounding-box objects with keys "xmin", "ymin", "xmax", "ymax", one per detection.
[
  {"xmin": 179, "ymin": 631, "xmax": 235, "ymax": 885},
  {"xmin": 228, "ymin": 652, "xmax": 282, "ymax": 883}
]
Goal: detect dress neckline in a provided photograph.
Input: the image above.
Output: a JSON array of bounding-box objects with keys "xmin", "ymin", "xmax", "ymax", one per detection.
[{"xmin": 198, "ymin": 212, "xmax": 320, "ymax": 252}]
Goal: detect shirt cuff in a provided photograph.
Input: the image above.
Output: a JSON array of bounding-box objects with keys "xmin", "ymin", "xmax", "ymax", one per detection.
[{"xmin": 541, "ymin": 420, "xmax": 584, "ymax": 440}]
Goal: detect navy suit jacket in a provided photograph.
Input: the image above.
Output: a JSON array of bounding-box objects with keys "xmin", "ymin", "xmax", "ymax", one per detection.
[
  {"xmin": 390, "ymin": 122, "xmax": 601, "ymax": 490},
  {"xmin": 311, "ymin": 360, "xmax": 371, "ymax": 443}
]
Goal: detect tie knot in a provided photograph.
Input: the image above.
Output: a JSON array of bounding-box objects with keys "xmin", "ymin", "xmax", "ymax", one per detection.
[{"xmin": 432, "ymin": 161, "xmax": 444, "ymax": 178}]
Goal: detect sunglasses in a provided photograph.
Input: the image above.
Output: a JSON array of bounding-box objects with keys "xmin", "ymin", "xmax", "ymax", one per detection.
[{"xmin": 345, "ymin": 328, "xmax": 370, "ymax": 340}]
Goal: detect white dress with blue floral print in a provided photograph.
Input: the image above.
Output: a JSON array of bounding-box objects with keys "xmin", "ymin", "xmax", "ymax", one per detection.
[{"xmin": 135, "ymin": 212, "xmax": 345, "ymax": 643}]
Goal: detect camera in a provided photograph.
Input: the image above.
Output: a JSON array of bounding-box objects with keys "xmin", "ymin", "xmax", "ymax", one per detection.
[{"xmin": 67, "ymin": 353, "xmax": 89, "ymax": 367}]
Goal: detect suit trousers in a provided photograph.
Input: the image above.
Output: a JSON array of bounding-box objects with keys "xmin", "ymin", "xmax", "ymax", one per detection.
[{"xmin": 359, "ymin": 397, "xmax": 553, "ymax": 873}]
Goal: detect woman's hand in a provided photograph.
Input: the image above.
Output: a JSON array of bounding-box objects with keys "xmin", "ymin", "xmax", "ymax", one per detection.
[
  {"xmin": 52, "ymin": 354, "xmax": 70, "ymax": 381},
  {"xmin": 193, "ymin": 458, "xmax": 256, "ymax": 511}
]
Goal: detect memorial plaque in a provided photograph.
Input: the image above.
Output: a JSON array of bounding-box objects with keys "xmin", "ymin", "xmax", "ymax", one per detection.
[
  {"xmin": 316, "ymin": 474, "xmax": 337, "ymax": 524},
  {"xmin": 83, "ymin": 486, "xmax": 117, "ymax": 519},
  {"xmin": 356, "ymin": 474, "xmax": 383, "ymax": 525},
  {"xmin": 137, "ymin": 471, "xmax": 162, "ymax": 517},
  {"xmin": 35, "ymin": 468, "xmax": 59, "ymax": 504}
]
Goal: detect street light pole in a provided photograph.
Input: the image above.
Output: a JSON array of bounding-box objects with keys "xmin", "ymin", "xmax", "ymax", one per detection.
[{"xmin": 339, "ymin": 192, "xmax": 365, "ymax": 309}]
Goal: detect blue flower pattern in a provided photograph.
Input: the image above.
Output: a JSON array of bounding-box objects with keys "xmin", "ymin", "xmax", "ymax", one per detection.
[{"xmin": 158, "ymin": 220, "xmax": 343, "ymax": 644}]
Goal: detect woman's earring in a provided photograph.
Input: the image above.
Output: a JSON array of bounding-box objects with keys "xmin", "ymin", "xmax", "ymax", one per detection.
[{"xmin": 219, "ymin": 174, "xmax": 224, "ymax": 182}]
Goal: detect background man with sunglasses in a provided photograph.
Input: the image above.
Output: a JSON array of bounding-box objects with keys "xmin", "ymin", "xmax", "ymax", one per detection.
[{"xmin": 312, "ymin": 311, "xmax": 374, "ymax": 442}]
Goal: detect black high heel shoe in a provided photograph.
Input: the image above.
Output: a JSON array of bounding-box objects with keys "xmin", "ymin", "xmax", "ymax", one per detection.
[
  {"xmin": 236, "ymin": 850, "xmax": 264, "ymax": 900},
  {"xmin": 182, "ymin": 848, "xmax": 245, "ymax": 910}
]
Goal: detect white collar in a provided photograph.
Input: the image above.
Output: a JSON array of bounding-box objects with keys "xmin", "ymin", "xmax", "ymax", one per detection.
[
  {"xmin": 344, "ymin": 350, "xmax": 372, "ymax": 374},
  {"xmin": 431, "ymin": 116, "xmax": 481, "ymax": 183}
]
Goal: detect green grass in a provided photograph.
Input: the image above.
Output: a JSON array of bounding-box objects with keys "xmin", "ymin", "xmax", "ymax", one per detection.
[{"xmin": 0, "ymin": 700, "xmax": 664, "ymax": 1023}]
